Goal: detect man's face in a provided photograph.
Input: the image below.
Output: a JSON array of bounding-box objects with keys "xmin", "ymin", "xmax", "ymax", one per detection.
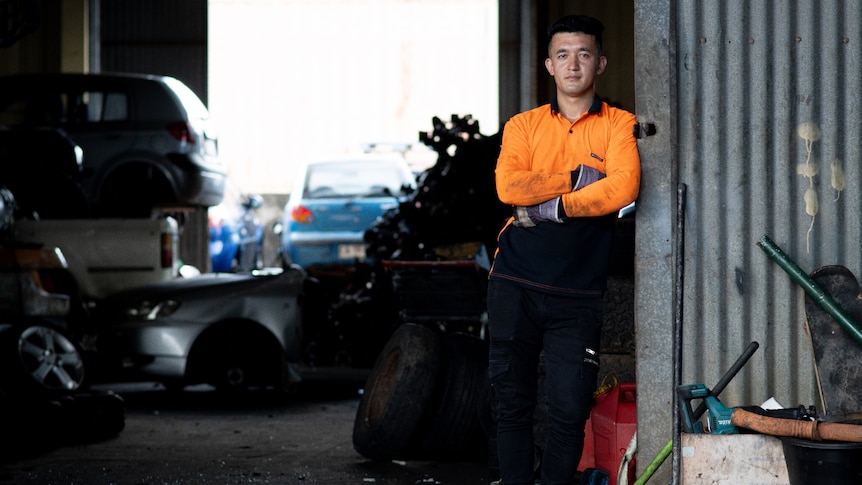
[{"xmin": 544, "ymin": 32, "xmax": 607, "ymax": 98}]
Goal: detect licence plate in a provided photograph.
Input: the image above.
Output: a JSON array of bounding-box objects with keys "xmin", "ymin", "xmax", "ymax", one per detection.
[{"xmin": 338, "ymin": 244, "xmax": 367, "ymax": 259}]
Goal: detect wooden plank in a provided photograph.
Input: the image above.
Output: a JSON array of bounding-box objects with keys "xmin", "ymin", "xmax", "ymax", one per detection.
[{"xmin": 681, "ymin": 433, "xmax": 789, "ymax": 484}]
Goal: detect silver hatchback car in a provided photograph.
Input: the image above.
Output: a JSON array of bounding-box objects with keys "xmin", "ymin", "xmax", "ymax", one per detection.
[{"xmin": 0, "ymin": 72, "xmax": 226, "ymax": 216}]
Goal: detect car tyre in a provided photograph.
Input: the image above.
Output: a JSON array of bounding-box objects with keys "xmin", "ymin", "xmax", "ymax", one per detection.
[
  {"xmin": 58, "ymin": 391, "xmax": 126, "ymax": 443},
  {"xmin": 0, "ymin": 322, "xmax": 86, "ymax": 394},
  {"xmin": 406, "ymin": 332, "xmax": 488, "ymax": 461},
  {"xmin": 352, "ymin": 323, "xmax": 441, "ymax": 461},
  {"xmin": 0, "ymin": 393, "xmax": 66, "ymax": 456},
  {"xmin": 98, "ymin": 163, "xmax": 174, "ymax": 217},
  {"xmin": 1, "ymin": 391, "xmax": 125, "ymax": 456},
  {"xmin": 8, "ymin": 173, "xmax": 90, "ymax": 219}
]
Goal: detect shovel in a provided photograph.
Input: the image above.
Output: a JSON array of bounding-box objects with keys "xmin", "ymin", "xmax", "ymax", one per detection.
[{"xmin": 758, "ymin": 236, "xmax": 862, "ymax": 417}]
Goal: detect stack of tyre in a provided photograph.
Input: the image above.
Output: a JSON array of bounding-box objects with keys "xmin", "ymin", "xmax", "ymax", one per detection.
[{"xmin": 352, "ymin": 323, "xmax": 491, "ymax": 462}]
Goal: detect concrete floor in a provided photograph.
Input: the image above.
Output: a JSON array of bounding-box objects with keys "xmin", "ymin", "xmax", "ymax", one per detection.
[{"xmin": 0, "ymin": 381, "xmax": 492, "ymax": 485}]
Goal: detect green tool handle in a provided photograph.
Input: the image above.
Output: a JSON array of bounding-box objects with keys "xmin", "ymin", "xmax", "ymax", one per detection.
[
  {"xmin": 757, "ymin": 234, "xmax": 862, "ymax": 347},
  {"xmin": 633, "ymin": 439, "xmax": 673, "ymax": 485}
]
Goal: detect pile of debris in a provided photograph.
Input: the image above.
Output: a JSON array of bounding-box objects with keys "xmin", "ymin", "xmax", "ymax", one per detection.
[{"xmin": 364, "ymin": 114, "xmax": 510, "ymax": 262}]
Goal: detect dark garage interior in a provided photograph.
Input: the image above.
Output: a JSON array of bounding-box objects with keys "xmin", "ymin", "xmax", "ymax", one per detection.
[{"xmin": 0, "ymin": 1, "xmax": 650, "ymax": 484}]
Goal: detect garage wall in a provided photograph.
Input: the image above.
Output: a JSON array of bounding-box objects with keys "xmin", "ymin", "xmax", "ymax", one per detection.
[
  {"xmin": 634, "ymin": 1, "xmax": 862, "ymax": 482},
  {"xmin": 0, "ymin": 0, "xmax": 87, "ymax": 74},
  {"xmin": 98, "ymin": 0, "xmax": 208, "ymax": 103},
  {"xmin": 678, "ymin": 0, "xmax": 862, "ymax": 424}
]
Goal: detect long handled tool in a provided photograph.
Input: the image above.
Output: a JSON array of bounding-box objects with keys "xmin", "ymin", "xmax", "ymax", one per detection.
[{"xmin": 757, "ymin": 234, "xmax": 862, "ymax": 346}]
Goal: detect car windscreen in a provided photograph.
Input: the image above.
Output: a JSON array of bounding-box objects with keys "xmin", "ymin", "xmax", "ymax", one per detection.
[{"xmin": 303, "ymin": 160, "xmax": 412, "ymax": 198}]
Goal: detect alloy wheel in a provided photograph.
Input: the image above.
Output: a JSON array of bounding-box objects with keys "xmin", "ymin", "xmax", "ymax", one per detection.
[{"xmin": 17, "ymin": 325, "xmax": 85, "ymax": 392}]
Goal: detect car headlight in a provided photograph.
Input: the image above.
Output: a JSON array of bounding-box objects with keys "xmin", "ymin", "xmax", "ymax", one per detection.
[{"xmin": 125, "ymin": 299, "xmax": 181, "ymax": 321}]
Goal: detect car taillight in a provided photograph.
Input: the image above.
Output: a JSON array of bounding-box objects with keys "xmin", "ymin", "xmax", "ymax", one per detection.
[
  {"xmin": 161, "ymin": 232, "xmax": 174, "ymax": 269},
  {"xmin": 166, "ymin": 121, "xmax": 196, "ymax": 144},
  {"xmin": 291, "ymin": 206, "xmax": 313, "ymax": 224}
]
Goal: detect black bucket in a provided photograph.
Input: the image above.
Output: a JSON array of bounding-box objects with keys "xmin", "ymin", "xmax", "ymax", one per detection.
[{"xmin": 781, "ymin": 437, "xmax": 862, "ymax": 485}]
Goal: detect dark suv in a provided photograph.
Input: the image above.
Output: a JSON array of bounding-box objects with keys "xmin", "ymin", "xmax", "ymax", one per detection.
[{"xmin": 0, "ymin": 72, "xmax": 226, "ymax": 217}]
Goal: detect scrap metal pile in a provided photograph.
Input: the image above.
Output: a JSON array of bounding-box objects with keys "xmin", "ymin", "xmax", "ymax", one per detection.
[{"xmin": 364, "ymin": 114, "xmax": 510, "ymax": 262}]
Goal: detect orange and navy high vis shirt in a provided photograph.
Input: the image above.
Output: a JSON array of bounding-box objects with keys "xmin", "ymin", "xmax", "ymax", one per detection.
[{"xmin": 490, "ymin": 95, "xmax": 641, "ymax": 297}]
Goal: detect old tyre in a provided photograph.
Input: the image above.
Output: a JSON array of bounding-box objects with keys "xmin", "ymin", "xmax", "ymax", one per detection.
[
  {"xmin": 0, "ymin": 391, "xmax": 125, "ymax": 456},
  {"xmin": 407, "ymin": 332, "xmax": 488, "ymax": 461},
  {"xmin": 0, "ymin": 394, "xmax": 66, "ymax": 456},
  {"xmin": 0, "ymin": 323, "xmax": 86, "ymax": 394},
  {"xmin": 98, "ymin": 163, "xmax": 174, "ymax": 217},
  {"xmin": 59, "ymin": 391, "xmax": 126, "ymax": 442},
  {"xmin": 352, "ymin": 323, "xmax": 442, "ymax": 461}
]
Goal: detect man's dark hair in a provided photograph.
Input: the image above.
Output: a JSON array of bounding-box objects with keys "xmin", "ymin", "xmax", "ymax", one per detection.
[{"xmin": 547, "ymin": 15, "xmax": 604, "ymax": 55}]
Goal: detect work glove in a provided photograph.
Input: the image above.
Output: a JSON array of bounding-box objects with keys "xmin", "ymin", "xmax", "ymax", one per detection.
[
  {"xmin": 512, "ymin": 196, "xmax": 563, "ymax": 227},
  {"xmin": 511, "ymin": 165, "xmax": 605, "ymax": 227},
  {"xmin": 572, "ymin": 164, "xmax": 606, "ymax": 190}
]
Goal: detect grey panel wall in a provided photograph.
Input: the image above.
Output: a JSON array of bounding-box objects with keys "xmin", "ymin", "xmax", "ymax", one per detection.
[{"xmin": 677, "ymin": 0, "xmax": 861, "ymax": 411}]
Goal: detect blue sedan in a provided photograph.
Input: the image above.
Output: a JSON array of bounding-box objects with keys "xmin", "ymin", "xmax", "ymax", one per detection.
[{"xmin": 279, "ymin": 156, "xmax": 416, "ymax": 268}]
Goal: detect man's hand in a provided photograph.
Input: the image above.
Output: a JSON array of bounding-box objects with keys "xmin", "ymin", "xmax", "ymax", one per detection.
[
  {"xmin": 572, "ymin": 165, "xmax": 606, "ymax": 190},
  {"xmin": 512, "ymin": 197, "xmax": 563, "ymax": 227}
]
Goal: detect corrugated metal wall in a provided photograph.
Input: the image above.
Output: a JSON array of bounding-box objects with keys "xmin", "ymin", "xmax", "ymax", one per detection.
[
  {"xmin": 634, "ymin": 1, "xmax": 861, "ymax": 480},
  {"xmin": 676, "ymin": 0, "xmax": 861, "ymax": 412}
]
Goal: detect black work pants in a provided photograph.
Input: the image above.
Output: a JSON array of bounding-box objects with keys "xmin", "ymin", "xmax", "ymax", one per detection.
[{"xmin": 487, "ymin": 279, "xmax": 602, "ymax": 485}]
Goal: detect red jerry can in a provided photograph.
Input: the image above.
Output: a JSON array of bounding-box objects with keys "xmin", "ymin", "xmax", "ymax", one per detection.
[{"xmin": 577, "ymin": 382, "xmax": 637, "ymax": 485}]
